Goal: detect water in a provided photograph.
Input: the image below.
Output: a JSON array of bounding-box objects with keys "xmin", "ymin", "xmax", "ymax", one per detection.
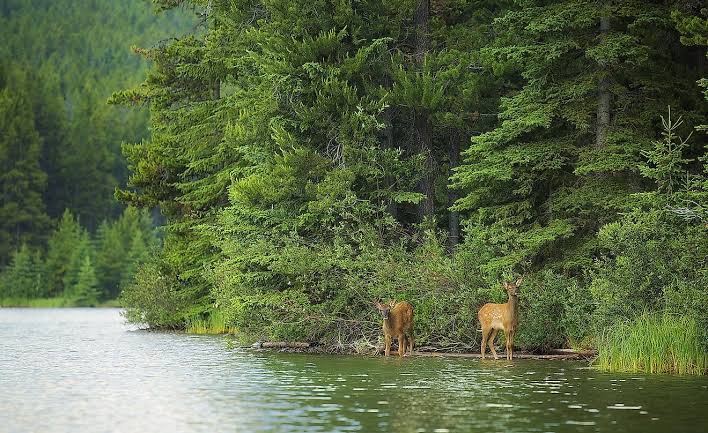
[{"xmin": 1, "ymin": 309, "xmax": 707, "ymax": 433}]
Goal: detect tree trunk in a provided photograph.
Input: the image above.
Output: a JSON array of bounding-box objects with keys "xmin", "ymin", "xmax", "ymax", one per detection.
[
  {"xmin": 595, "ymin": 16, "xmax": 611, "ymax": 149},
  {"xmin": 213, "ymin": 79, "xmax": 220, "ymax": 100},
  {"xmin": 448, "ymin": 132, "xmax": 460, "ymax": 250},
  {"xmin": 382, "ymin": 105, "xmax": 399, "ymax": 220},
  {"xmin": 413, "ymin": 0, "xmax": 434, "ymax": 221}
]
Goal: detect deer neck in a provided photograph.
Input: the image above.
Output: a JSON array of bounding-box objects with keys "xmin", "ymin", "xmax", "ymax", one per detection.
[{"xmin": 507, "ymin": 294, "xmax": 518, "ymax": 324}]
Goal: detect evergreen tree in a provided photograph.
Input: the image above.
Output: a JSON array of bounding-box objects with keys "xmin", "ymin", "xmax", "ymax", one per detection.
[
  {"xmin": 72, "ymin": 255, "xmax": 99, "ymax": 307},
  {"xmin": 0, "ymin": 66, "xmax": 51, "ymax": 265},
  {"xmin": 62, "ymin": 230, "xmax": 94, "ymax": 298},
  {"xmin": 0, "ymin": 245, "xmax": 40, "ymax": 299},
  {"xmin": 121, "ymin": 229, "xmax": 149, "ymax": 290},
  {"xmin": 45, "ymin": 209, "xmax": 82, "ymax": 296},
  {"xmin": 94, "ymin": 220, "xmax": 128, "ymax": 299},
  {"xmin": 452, "ymin": 0, "xmax": 707, "ymax": 275}
]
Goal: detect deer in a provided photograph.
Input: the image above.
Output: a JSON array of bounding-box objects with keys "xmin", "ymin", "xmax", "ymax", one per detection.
[
  {"xmin": 375, "ymin": 300, "xmax": 414, "ymax": 357},
  {"xmin": 478, "ymin": 277, "xmax": 523, "ymax": 360}
]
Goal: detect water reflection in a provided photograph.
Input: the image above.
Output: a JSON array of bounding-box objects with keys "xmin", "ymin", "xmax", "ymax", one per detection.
[{"xmin": 1, "ymin": 308, "xmax": 707, "ymax": 433}]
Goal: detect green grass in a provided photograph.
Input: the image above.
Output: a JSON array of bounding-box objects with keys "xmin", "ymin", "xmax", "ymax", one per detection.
[
  {"xmin": 1, "ymin": 297, "xmax": 73, "ymax": 307},
  {"xmin": 186, "ymin": 310, "xmax": 236, "ymax": 334},
  {"xmin": 0, "ymin": 297, "xmax": 122, "ymax": 308},
  {"xmin": 594, "ymin": 313, "xmax": 707, "ymax": 375}
]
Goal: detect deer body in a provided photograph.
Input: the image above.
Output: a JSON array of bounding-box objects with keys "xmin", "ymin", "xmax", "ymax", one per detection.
[
  {"xmin": 376, "ymin": 301, "xmax": 414, "ymax": 357},
  {"xmin": 478, "ymin": 278, "xmax": 522, "ymax": 360}
]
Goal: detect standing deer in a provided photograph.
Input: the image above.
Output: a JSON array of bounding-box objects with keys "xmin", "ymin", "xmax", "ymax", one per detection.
[
  {"xmin": 478, "ymin": 277, "xmax": 523, "ymax": 360},
  {"xmin": 375, "ymin": 300, "xmax": 414, "ymax": 357}
]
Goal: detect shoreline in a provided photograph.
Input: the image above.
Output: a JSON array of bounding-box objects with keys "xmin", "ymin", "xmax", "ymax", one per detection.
[{"xmin": 248, "ymin": 341, "xmax": 596, "ymax": 360}]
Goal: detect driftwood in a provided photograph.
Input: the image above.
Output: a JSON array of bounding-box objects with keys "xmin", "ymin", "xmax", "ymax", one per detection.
[
  {"xmin": 252, "ymin": 341, "xmax": 311, "ymax": 349},
  {"xmin": 413, "ymin": 350, "xmax": 595, "ymax": 360}
]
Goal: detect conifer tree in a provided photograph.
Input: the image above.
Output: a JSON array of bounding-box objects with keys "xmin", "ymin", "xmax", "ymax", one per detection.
[
  {"xmin": 452, "ymin": 0, "xmax": 707, "ymax": 274},
  {"xmin": 0, "ymin": 245, "xmax": 38, "ymax": 299},
  {"xmin": 45, "ymin": 210, "xmax": 82, "ymax": 296},
  {"xmin": 62, "ymin": 230, "xmax": 94, "ymax": 298},
  {"xmin": 121, "ymin": 229, "xmax": 149, "ymax": 290},
  {"xmin": 0, "ymin": 67, "xmax": 51, "ymax": 265},
  {"xmin": 94, "ymin": 220, "xmax": 128, "ymax": 299},
  {"xmin": 72, "ymin": 255, "xmax": 99, "ymax": 307}
]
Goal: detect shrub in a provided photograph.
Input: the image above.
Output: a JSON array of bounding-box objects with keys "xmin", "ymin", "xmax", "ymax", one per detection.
[{"xmin": 590, "ymin": 208, "xmax": 708, "ymax": 345}]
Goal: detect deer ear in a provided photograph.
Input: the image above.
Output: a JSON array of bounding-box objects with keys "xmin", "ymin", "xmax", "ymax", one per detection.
[
  {"xmin": 374, "ymin": 301, "xmax": 382, "ymax": 309},
  {"xmin": 515, "ymin": 277, "xmax": 523, "ymax": 286},
  {"xmin": 389, "ymin": 300, "xmax": 396, "ymax": 307},
  {"xmin": 502, "ymin": 282, "xmax": 509, "ymax": 290}
]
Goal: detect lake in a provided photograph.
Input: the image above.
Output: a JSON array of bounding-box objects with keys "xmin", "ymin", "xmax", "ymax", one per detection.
[{"xmin": 1, "ymin": 308, "xmax": 707, "ymax": 433}]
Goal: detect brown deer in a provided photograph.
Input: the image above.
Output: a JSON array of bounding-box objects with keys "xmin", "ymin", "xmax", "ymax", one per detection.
[
  {"xmin": 375, "ymin": 300, "xmax": 414, "ymax": 357},
  {"xmin": 478, "ymin": 277, "xmax": 523, "ymax": 360}
]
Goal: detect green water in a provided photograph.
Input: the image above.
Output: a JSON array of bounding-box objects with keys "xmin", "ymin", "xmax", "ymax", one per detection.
[{"xmin": 1, "ymin": 308, "xmax": 707, "ymax": 432}]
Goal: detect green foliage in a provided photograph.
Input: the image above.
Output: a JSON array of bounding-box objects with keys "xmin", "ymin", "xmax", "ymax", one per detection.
[
  {"xmin": 94, "ymin": 207, "xmax": 158, "ymax": 298},
  {"xmin": 640, "ymin": 108, "xmax": 694, "ymax": 195},
  {"xmin": 120, "ymin": 254, "xmax": 189, "ymax": 328},
  {"xmin": 515, "ymin": 271, "xmax": 594, "ymax": 351},
  {"xmin": 71, "ymin": 256, "xmax": 100, "ymax": 307},
  {"xmin": 45, "ymin": 210, "xmax": 83, "ymax": 296},
  {"xmin": 0, "ymin": 245, "xmax": 45, "ymax": 299},
  {"xmin": 0, "ymin": 67, "xmax": 51, "ymax": 263},
  {"xmin": 62, "ymin": 229, "xmax": 94, "ymax": 297},
  {"xmin": 590, "ymin": 209, "xmax": 708, "ymax": 342},
  {"xmin": 595, "ymin": 313, "xmax": 707, "ymax": 375}
]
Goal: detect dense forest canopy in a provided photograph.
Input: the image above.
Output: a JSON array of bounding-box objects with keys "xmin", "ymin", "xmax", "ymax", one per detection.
[
  {"xmin": 111, "ymin": 0, "xmax": 707, "ymax": 354},
  {"xmin": 0, "ymin": 0, "xmax": 193, "ymax": 303}
]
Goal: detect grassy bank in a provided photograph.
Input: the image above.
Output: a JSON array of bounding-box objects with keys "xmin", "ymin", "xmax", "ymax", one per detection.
[
  {"xmin": 186, "ymin": 311, "xmax": 236, "ymax": 334},
  {"xmin": 594, "ymin": 314, "xmax": 707, "ymax": 375},
  {"xmin": 0, "ymin": 297, "xmax": 122, "ymax": 308}
]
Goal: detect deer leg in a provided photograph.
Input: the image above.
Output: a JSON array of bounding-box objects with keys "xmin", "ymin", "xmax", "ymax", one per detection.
[
  {"xmin": 385, "ymin": 334, "xmax": 391, "ymax": 357},
  {"xmin": 489, "ymin": 329, "xmax": 499, "ymax": 360},
  {"xmin": 508, "ymin": 330, "xmax": 514, "ymax": 360},
  {"xmin": 398, "ymin": 335, "xmax": 405, "ymax": 357},
  {"xmin": 408, "ymin": 332, "xmax": 414, "ymax": 355},
  {"xmin": 505, "ymin": 331, "xmax": 512, "ymax": 360},
  {"xmin": 480, "ymin": 327, "xmax": 489, "ymax": 359}
]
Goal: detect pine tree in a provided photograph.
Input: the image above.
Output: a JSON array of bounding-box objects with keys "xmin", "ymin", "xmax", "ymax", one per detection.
[
  {"xmin": 72, "ymin": 255, "xmax": 99, "ymax": 307},
  {"xmin": 94, "ymin": 220, "xmax": 128, "ymax": 299},
  {"xmin": 0, "ymin": 245, "xmax": 36, "ymax": 299},
  {"xmin": 121, "ymin": 229, "xmax": 149, "ymax": 290},
  {"xmin": 45, "ymin": 209, "xmax": 82, "ymax": 296},
  {"xmin": 62, "ymin": 230, "xmax": 94, "ymax": 298},
  {"xmin": 452, "ymin": 0, "xmax": 707, "ymax": 275},
  {"xmin": 0, "ymin": 66, "xmax": 51, "ymax": 265}
]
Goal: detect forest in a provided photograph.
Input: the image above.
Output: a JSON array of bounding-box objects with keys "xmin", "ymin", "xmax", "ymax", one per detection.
[
  {"xmin": 2, "ymin": 0, "xmax": 707, "ymax": 373},
  {"xmin": 0, "ymin": 0, "xmax": 192, "ymax": 305}
]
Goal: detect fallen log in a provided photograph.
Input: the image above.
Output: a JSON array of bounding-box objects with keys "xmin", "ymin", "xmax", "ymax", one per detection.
[{"xmin": 252, "ymin": 341, "xmax": 311, "ymax": 349}]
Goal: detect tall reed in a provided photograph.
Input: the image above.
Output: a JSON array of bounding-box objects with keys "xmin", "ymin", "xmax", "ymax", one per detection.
[
  {"xmin": 594, "ymin": 313, "xmax": 707, "ymax": 375},
  {"xmin": 185, "ymin": 310, "xmax": 236, "ymax": 334}
]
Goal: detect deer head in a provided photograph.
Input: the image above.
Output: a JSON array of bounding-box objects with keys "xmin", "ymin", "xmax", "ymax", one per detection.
[
  {"xmin": 503, "ymin": 277, "xmax": 523, "ymax": 296},
  {"xmin": 375, "ymin": 300, "xmax": 395, "ymax": 320}
]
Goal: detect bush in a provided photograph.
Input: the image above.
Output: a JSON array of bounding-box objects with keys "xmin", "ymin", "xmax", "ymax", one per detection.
[
  {"xmin": 515, "ymin": 271, "xmax": 594, "ymax": 352},
  {"xmin": 120, "ymin": 256, "xmax": 189, "ymax": 328},
  {"xmin": 590, "ymin": 209, "xmax": 708, "ymax": 345}
]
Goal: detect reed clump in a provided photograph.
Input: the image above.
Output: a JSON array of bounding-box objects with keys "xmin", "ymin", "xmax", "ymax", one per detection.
[
  {"xmin": 185, "ymin": 310, "xmax": 236, "ymax": 334},
  {"xmin": 595, "ymin": 313, "xmax": 707, "ymax": 375}
]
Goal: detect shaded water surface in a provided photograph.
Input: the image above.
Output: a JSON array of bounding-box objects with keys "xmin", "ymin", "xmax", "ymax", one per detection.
[{"xmin": 1, "ymin": 308, "xmax": 707, "ymax": 433}]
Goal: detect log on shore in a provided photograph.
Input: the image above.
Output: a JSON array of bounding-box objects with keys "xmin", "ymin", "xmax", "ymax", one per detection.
[
  {"xmin": 252, "ymin": 341, "xmax": 311, "ymax": 349},
  {"xmin": 413, "ymin": 350, "xmax": 596, "ymax": 360}
]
